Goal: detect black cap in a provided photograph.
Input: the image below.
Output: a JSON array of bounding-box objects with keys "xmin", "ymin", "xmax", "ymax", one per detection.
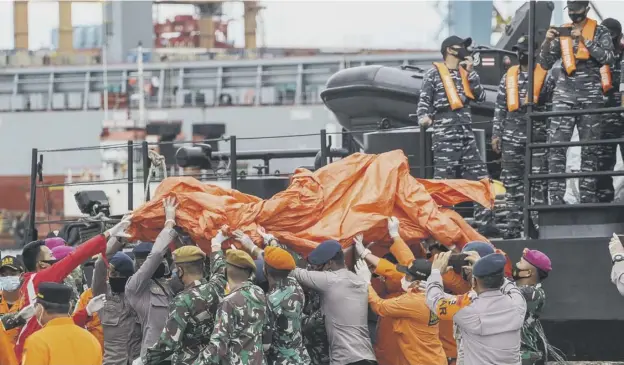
[
  {"xmin": 440, "ymin": 35, "xmax": 472, "ymax": 55},
  {"xmin": 396, "ymin": 259, "xmax": 432, "ymax": 281},
  {"xmin": 603, "ymin": 18, "xmax": 622, "ymax": 36},
  {"xmin": 566, "ymin": 1, "xmax": 589, "ymax": 11},
  {"xmin": 36, "ymin": 282, "xmax": 73, "ymax": 305},
  {"xmin": 0, "ymin": 256, "xmax": 25, "ymax": 272}
]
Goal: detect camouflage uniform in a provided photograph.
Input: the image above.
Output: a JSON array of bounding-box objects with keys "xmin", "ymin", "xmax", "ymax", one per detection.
[
  {"xmin": 193, "ymin": 281, "xmax": 269, "ymax": 365},
  {"xmin": 417, "ymin": 66, "xmax": 493, "ymax": 231},
  {"xmin": 493, "ymin": 70, "xmax": 556, "ymax": 238},
  {"xmin": 519, "ymin": 284, "xmax": 546, "ymax": 365},
  {"xmin": 265, "ymin": 276, "xmax": 310, "ymax": 365},
  {"xmin": 597, "ymin": 49, "xmax": 624, "ymax": 202},
  {"xmin": 63, "ymin": 267, "xmax": 83, "ymax": 312},
  {"xmin": 145, "ymin": 250, "xmax": 227, "ymax": 365},
  {"xmin": 539, "ymin": 23, "xmax": 615, "ymax": 204}
]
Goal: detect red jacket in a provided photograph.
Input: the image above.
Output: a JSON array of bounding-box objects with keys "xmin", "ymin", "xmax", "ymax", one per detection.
[{"xmin": 14, "ymin": 234, "xmax": 107, "ymax": 361}]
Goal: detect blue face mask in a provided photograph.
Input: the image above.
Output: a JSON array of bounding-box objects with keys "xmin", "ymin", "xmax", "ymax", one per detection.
[{"xmin": 0, "ymin": 276, "xmax": 21, "ymax": 292}]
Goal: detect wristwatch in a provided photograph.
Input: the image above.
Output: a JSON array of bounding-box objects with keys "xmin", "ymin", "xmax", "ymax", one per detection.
[{"xmin": 613, "ymin": 254, "xmax": 624, "ymax": 264}]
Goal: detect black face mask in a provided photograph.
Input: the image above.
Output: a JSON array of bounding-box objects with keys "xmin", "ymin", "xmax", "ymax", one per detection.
[
  {"xmin": 108, "ymin": 277, "xmax": 129, "ymax": 293},
  {"xmin": 168, "ymin": 270, "xmax": 185, "ymax": 295},
  {"xmin": 517, "ymin": 52, "xmax": 529, "ymax": 65},
  {"xmin": 512, "ymin": 265, "xmax": 532, "ymax": 280},
  {"xmin": 568, "ymin": 11, "xmax": 586, "ymax": 24}
]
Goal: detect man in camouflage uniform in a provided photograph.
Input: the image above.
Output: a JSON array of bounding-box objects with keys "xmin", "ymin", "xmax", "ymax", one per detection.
[
  {"xmin": 492, "ymin": 36, "xmax": 556, "ymax": 238},
  {"xmin": 538, "ymin": 0, "xmax": 615, "ymax": 204},
  {"xmin": 193, "ymin": 249, "xmax": 269, "ymax": 365},
  {"xmin": 301, "ymin": 289, "xmax": 330, "ymax": 365},
  {"xmin": 261, "ymin": 246, "xmax": 310, "ymax": 365},
  {"xmin": 597, "ymin": 18, "xmax": 624, "ymax": 202},
  {"xmin": 145, "ymin": 239, "xmax": 227, "ymax": 365},
  {"xmin": 512, "ymin": 249, "xmax": 561, "ymax": 365},
  {"xmin": 417, "ymin": 35, "xmax": 495, "ymax": 236}
]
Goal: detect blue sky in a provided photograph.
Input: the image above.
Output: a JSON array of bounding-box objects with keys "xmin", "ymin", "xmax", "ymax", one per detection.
[{"xmin": 0, "ymin": 1, "xmax": 622, "ymax": 50}]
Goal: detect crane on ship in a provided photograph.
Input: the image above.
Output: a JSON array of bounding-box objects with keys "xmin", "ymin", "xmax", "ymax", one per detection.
[{"xmin": 12, "ymin": 0, "xmax": 263, "ymax": 52}]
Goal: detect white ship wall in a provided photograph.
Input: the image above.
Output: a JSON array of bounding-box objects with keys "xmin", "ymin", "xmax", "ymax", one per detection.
[{"xmin": 0, "ymin": 105, "xmax": 339, "ymax": 176}]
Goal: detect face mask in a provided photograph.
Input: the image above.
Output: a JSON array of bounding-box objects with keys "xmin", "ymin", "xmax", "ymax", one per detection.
[
  {"xmin": 461, "ymin": 268, "xmax": 471, "ymax": 282},
  {"xmin": 0, "ymin": 276, "xmax": 21, "ymax": 292},
  {"xmin": 108, "ymin": 277, "xmax": 129, "ymax": 293},
  {"xmin": 518, "ymin": 53, "xmax": 529, "ymax": 65},
  {"xmin": 168, "ymin": 270, "xmax": 185, "ymax": 295},
  {"xmin": 568, "ymin": 11, "xmax": 586, "ymax": 24},
  {"xmin": 401, "ymin": 276, "xmax": 413, "ymax": 292},
  {"xmin": 512, "ymin": 265, "xmax": 532, "ymax": 280}
]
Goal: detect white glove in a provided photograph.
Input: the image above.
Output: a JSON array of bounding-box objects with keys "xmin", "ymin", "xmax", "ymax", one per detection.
[
  {"xmin": 105, "ymin": 214, "xmax": 132, "ymax": 239},
  {"xmin": 610, "ymin": 233, "xmax": 624, "ymax": 259},
  {"xmin": 211, "ymin": 225, "xmax": 229, "ymax": 252},
  {"xmin": 132, "ymin": 357, "xmax": 144, "ymax": 365},
  {"xmin": 233, "ymin": 230, "xmax": 257, "ymax": 253},
  {"xmin": 18, "ymin": 303, "xmax": 36, "ymax": 321},
  {"xmin": 163, "ymin": 197, "xmax": 178, "ymax": 226},
  {"xmin": 417, "ymin": 280, "xmax": 428, "ymax": 292},
  {"xmin": 353, "ymin": 233, "xmax": 370, "ymax": 259},
  {"xmin": 388, "ymin": 216, "xmax": 400, "ymax": 239},
  {"xmin": 86, "ymin": 294, "xmax": 106, "ymax": 316},
  {"xmin": 257, "ymin": 226, "xmax": 277, "ymax": 246},
  {"xmin": 354, "ymin": 259, "xmax": 372, "ymax": 283}
]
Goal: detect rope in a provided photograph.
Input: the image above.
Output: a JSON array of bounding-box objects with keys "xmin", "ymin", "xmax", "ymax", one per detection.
[{"xmin": 144, "ymin": 149, "xmax": 167, "ymax": 203}]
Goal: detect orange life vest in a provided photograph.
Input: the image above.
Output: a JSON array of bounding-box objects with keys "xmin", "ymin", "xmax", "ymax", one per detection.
[
  {"xmin": 560, "ymin": 18, "xmax": 597, "ymax": 75},
  {"xmin": 433, "ymin": 62, "xmax": 475, "ymax": 111},
  {"xmin": 505, "ymin": 64, "xmax": 549, "ymax": 112},
  {"xmin": 600, "ymin": 65, "xmax": 613, "ymax": 93}
]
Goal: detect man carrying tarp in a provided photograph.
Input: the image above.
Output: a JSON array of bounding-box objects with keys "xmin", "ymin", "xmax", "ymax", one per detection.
[
  {"xmin": 352, "ymin": 217, "xmax": 447, "ymax": 365},
  {"xmin": 417, "ymin": 35, "xmax": 495, "ymax": 237}
]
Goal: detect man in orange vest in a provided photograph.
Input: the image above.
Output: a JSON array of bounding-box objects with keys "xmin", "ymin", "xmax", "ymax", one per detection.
[
  {"xmin": 539, "ymin": 0, "xmax": 615, "ymax": 204},
  {"xmin": 491, "ymin": 36, "xmax": 556, "ymax": 238},
  {"xmin": 596, "ymin": 18, "xmax": 624, "ymax": 203},
  {"xmin": 417, "ymin": 35, "xmax": 496, "ymax": 237}
]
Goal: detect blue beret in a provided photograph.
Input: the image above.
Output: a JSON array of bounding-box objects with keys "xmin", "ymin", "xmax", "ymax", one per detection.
[
  {"xmin": 109, "ymin": 252, "xmax": 135, "ymax": 277},
  {"xmin": 132, "ymin": 242, "xmax": 154, "ymax": 257},
  {"xmin": 254, "ymin": 258, "xmax": 266, "ymax": 283},
  {"xmin": 462, "ymin": 241, "xmax": 495, "ymax": 258},
  {"xmin": 307, "ymin": 240, "xmax": 342, "ymax": 265},
  {"xmin": 472, "ymin": 253, "xmax": 506, "ymax": 277}
]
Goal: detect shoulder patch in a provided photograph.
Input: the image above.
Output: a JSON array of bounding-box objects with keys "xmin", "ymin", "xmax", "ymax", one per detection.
[{"xmin": 428, "ymin": 310, "xmax": 440, "ymax": 326}]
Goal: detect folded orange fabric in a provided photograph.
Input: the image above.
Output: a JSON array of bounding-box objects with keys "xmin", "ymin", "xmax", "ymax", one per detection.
[{"xmin": 128, "ymin": 150, "xmax": 493, "ymax": 256}]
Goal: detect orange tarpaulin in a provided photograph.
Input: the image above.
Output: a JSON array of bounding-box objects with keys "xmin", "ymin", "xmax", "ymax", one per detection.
[{"xmin": 128, "ymin": 150, "xmax": 493, "ymax": 255}]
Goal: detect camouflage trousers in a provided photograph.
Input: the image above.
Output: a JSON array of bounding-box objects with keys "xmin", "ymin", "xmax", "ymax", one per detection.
[
  {"xmin": 432, "ymin": 128, "xmax": 493, "ymax": 230},
  {"xmin": 596, "ymin": 111, "xmax": 624, "ymax": 202},
  {"xmin": 548, "ymin": 98, "xmax": 603, "ymax": 204},
  {"xmin": 499, "ymin": 118, "xmax": 548, "ymax": 238}
]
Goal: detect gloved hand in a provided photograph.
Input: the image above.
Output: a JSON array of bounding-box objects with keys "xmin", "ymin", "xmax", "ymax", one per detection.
[
  {"xmin": 86, "ymin": 294, "xmax": 107, "ymax": 316},
  {"xmin": 388, "ymin": 216, "xmax": 400, "ymax": 239},
  {"xmin": 354, "ymin": 259, "xmax": 372, "ymax": 283},
  {"xmin": 233, "ymin": 230, "xmax": 257, "ymax": 253},
  {"xmin": 163, "ymin": 197, "xmax": 178, "ymax": 226},
  {"xmin": 257, "ymin": 226, "xmax": 277, "ymax": 246},
  {"xmin": 610, "ymin": 233, "xmax": 624, "ymax": 259},
  {"xmin": 353, "ymin": 233, "xmax": 370, "ymax": 260},
  {"xmin": 417, "ymin": 280, "xmax": 428, "ymax": 292},
  {"xmin": 131, "ymin": 357, "xmax": 144, "ymax": 365},
  {"xmin": 211, "ymin": 225, "xmax": 229, "ymax": 252},
  {"xmin": 105, "ymin": 214, "xmax": 132, "ymax": 240},
  {"xmin": 18, "ymin": 303, "xmax": 36, "ymax": 321}
]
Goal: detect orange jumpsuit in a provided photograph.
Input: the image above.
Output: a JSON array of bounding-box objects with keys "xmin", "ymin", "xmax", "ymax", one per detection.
[
  {"xmin": 0, "ymin": 322, "xmax": 18, "ymax": 365},
  {"xmin": 372, "ymin": 237, "xmax": 450, "ymax": 365},
  {"xmin": 72, "ymin": 288, "xmax": 104, "ymax": 351},
  {"xmin": 21, "ymin": 317, "xmax": 102, "ymax": 365},
  {"xmin": 0, "ymin": 292, "xmax": 22, "ymax": 345}
]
